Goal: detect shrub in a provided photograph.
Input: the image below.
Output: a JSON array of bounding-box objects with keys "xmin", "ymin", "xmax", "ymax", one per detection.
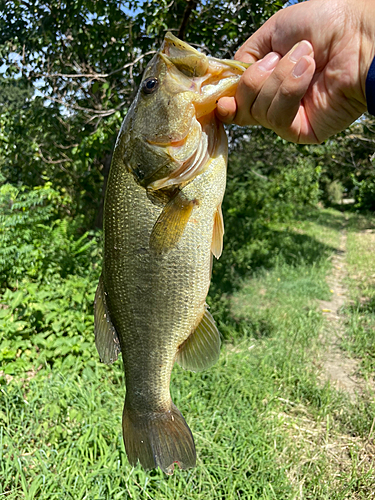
[
  {"xmin": 0, "ymin": 183, "xmax": 100, "ymax": 287},
  {"xmin": 0, "ymin": 183, "xmax": 102, "ymax": 375},
  {"xmin": 353, "ymin": 174, "xmax": 375, "ymax": 211}
]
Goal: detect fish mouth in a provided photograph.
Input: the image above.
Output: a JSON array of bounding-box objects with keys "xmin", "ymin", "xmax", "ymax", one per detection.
[
  {"xmin": 160, "ymin": 33, "xmax": 210, "ymax": 78},
  {"xmin": 161, "ymin": 32, "xmax": 249, "ymax": 108},
  {"xmin": 143, "ymin": 34, "xmax": 249, "ymax": 191},
  {"xmin": 161, "ymin": 32, "xmax": 249, "ymax": 79}
]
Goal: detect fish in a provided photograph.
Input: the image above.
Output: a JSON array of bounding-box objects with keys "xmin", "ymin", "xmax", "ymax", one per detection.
[{"xmin": 94, "ymin": 32, "xmax": 248, "ymax": 475}]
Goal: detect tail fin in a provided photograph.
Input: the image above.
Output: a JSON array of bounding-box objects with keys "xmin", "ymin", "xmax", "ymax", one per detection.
[{"xmin": 122, "ymin": 402, "xmax": 196, "ymax": 475}]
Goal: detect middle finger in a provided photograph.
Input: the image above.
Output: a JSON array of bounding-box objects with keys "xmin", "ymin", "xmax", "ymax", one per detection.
[{"xmin": 251, "ymin": 40, "xmax": 314, "ymax": 129}]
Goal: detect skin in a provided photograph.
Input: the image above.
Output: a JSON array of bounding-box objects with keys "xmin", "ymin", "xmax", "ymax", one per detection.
[
  {"xmin": 97, "ymin": 34, "xmax": 247, "ymax": 473},
  {"xmin": 216, "ymin": 0, "xmax": 375, "ymax": 144}
]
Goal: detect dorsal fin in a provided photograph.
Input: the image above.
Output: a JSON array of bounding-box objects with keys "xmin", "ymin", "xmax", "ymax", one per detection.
[
  {"xmin": 176, "ymin": 307, "xmax": 221, "ymax": 372},
  {"xmin": 94, "ymin": 275, "xmax": 121, "ymax": 364}
]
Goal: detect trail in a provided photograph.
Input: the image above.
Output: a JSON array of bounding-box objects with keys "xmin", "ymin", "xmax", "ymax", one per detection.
[{"xmin": 319, "ymin": 219, "xmax": 365, "ymax": 397}]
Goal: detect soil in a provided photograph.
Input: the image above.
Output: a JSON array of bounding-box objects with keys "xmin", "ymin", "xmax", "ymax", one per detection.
[{"xmin": 318, "ymin": 220, "xmax": 373, "ymax": 398}]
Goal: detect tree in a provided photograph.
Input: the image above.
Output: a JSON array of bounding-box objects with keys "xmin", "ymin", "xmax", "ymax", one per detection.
[{"xmin": 0, "ymin": 0, "xmax": 285, "ymax": 227}]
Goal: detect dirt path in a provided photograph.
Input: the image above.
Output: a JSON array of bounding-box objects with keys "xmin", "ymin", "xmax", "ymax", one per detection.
[{"xmin": 318, "ymin": 222, "xmax": 364, "ymax": 398}]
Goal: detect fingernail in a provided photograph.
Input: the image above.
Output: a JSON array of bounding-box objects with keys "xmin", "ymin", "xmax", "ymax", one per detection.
[
  {"xmin": 216, "ymin": 104, "xmax": 229, "ymax": 117},
  {"xmin": 258, "ymin": 52, "xmax": 280, "ymax": 71},
  {"xmin": 292, "ymin": 56, "xmax": 310, "ymax": 78},
  {"xmin": 289, "ymin": 41, "xmax": 312, "ymax": 63}
]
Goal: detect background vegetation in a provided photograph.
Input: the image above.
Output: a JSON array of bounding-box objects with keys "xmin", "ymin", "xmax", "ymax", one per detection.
[{"xmin": 1, "ymin": 1, "xmax": 374, "ymax": 498}]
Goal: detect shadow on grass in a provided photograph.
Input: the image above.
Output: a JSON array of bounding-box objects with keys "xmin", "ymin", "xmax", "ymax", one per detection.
[
  {"xmin": 303, "ymin": 208, "xmax": 346, "ymax": 231},
  {"xmin": 345, "ymin": 295, "xmax": 375, "ymax": 315},
  {"xmin": 346, "ymin": 212, "xmax": 375, "ymax": 231},
  {"xmin": 211, "ymin": 219, "xmax": 338, "ymax": 296},
  {"xmin": 325, "ymin": 201, "xmax": 355, "ymax": 213},
  {"xmin": 209, "ymin": 208, "xmax": 340, "ymax": 335}
]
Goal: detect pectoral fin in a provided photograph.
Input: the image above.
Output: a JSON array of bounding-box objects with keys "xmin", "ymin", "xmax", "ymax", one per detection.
[
  {"xmin": 150, "ymin": 192, "xmax": 198, "ymax": 254},
  {"xmin": 94, "ymin": 275, "xmax": 121, "ymax": 364},
  {"xmin": 211, "ymin": 203, "xmax": 224, "ymax": 259},
  {"xmin": 176, "ymin": 307, "xmax": 221, "ymax": 372}
]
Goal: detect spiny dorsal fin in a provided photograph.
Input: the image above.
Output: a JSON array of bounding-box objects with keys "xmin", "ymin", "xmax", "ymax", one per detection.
[
  {"xmin": 94, "ymin": 275, "xmax": 121, "ymax": 364},
  {"xmin": 176, "ymin": 307, "xmax": 221, "ymax": 372},
  {"xmin": 211, "ymin": 203, "xmax": 224, "ymax": 259},
  {"xmin": 149, "ymin": 191, "xmax": 198, "ymax": 254}
]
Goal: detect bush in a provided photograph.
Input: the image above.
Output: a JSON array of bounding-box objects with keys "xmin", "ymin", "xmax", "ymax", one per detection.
[
  {"xmin": 325, "ymin": 180, "xmax": 344, "ymax": 205},
  {"xmin": 353, "ymin": 174, "xmax": 375, "ymax": 211},
  {"xmin": 0, "ymin": 183, "xmax": 102, "ymax": 375},
  {"xmin": 0, "ymin": 183, "xmax": 99, "ymax": 287}
]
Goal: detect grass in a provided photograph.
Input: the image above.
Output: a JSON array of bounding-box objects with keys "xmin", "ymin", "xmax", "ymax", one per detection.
[
  {"xmin": 342, "ymin": 212, "xmax": 375, "ymax": 376},
  {"xmin": 1, "ymin": 208, "xmax": 375, "ymax": 499}
]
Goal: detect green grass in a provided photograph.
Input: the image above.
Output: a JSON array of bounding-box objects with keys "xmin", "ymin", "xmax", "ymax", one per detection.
[
  {"xmin": 1, "ymin": 208, "xmax": 375, "ymax": 499},
  {"xmin": 341, "ymin": 212, "xmax": 375, "ymax": 377}
]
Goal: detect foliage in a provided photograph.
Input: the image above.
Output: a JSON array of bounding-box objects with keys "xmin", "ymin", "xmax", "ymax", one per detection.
[
  {"xmin": 313, "ymin": 115, "xmax": 375, "ymax": 205},
  {"xmin": 325, "ymin": 180, "xmax": 344, "ymax": 205},
  {"xmin": 352, "ymin": 170, "xmax": 375, "ymax": 211},
  {"xmin": 0, "ymin": 0, "xmax": 286, "ymax": 227},
  {"xmin": 0, "ymin": 183, "xmax": 98, "ymax": 285},
  {"xmin": 0, "ymin": 183, "xmax": 101, "ymax": 375},
  {"xmin": 1, "ymin": 208, "xmax": 375, "ymax": 499},
  {"xmin": 0, "ymin": 277, "xmax": 97, "ymax": 375}
]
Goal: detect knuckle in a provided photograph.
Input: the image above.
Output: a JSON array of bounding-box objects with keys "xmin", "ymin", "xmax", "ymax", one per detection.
[
  {"xmin": 251, "ymin": 103, "xmax": 265, "ymax": 125},
  {"xmin": 267, "ymin": 109, "xmax": 283, "ymax": 129},
  {"xmin": 278, "ymin": 84, "xmax": 295, "ymax": 101}
]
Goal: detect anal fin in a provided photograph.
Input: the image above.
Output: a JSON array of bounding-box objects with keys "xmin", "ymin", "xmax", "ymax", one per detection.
[
  {"xmin": 211, "ymin": 203, "xmax": 224, "ymax": 259},
  {"xmin": 176, "ymin": 307, "xmax": 221, "ymax": 372},
  {"xmin": 94, "ymin": 275, "xmax": 121, "ymax": 364},
  {"xmin": 150, "ymin": 191, "xmax": 198, "ymax": 254}
]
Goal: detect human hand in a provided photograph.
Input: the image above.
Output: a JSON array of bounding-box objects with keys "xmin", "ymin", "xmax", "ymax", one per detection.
[{"xmin": 217, "ymin": 0, "xmax": 375, "ymax": 144}]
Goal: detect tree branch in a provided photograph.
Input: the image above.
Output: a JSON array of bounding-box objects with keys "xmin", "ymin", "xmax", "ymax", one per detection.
[
  {"xmin": 178, "ymin": 1, "xmax": 198, "ymax": 40},
  {"xmin": 39, "ymin": 51, "xmax": 156, "ymax": 80},
  {"xmin": 43, "ymin": 95, "xmax": 127, "ymax": 117}
]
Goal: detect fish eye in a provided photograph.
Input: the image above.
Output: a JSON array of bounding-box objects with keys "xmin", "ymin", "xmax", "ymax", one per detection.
[{"xmin": 142, "ymin": 77, "xmax": 159, "ymax": 95}]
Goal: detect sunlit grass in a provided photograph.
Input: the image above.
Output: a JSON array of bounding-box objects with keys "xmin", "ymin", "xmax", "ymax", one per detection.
[
  {"xmin": 1, "ymin": 208, "xmax": 375, "ymax": 499},
  {"xmin": 342, "ymin": 212, "xmax": 375, "ymax": 377}
]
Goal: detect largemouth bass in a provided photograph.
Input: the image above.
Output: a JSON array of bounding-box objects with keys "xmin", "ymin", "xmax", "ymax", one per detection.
[{"xmin": 94, "ymin": 33, "xmax": 247, "ymax": 474}]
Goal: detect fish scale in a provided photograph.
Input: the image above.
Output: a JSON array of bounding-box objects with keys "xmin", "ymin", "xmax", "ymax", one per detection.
[
  {"xmin": 94, "ymin": 32, "xmax": 248, "ymax": 474},
  {"xmin": 104, "ymin": 147, "xmax": 223, "ymax": 405}
]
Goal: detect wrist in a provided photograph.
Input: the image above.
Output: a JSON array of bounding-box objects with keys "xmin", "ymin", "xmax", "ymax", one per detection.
[{"xmin": 358, "ymin": 0, "xmax": 375, "ymax": 108}]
